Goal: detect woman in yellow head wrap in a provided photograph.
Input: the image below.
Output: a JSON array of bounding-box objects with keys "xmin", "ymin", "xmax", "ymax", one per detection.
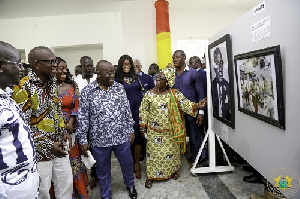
[{"xmin": 139, "ymin": 68, "xmax": 206, "ymax": 188}]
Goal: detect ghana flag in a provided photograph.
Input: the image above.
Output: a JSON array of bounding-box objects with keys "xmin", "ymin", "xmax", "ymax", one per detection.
[{"xmin": 155, "ymin": 0, "xmax": 172, "ymax": 69}]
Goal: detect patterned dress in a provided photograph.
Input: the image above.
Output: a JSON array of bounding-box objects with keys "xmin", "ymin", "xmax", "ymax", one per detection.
[
  {"xmin": 57, "ymin": 83, "xmax": 90, "ymax": 199},
  {"xmin": 139, "ymin": 89, "xmax": 197, "ymax": 180}
]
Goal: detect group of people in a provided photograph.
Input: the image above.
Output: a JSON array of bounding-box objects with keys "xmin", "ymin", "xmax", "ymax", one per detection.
[{"xmin": 0, "ymin": 40, "xmax": 208, "ymax": 199}]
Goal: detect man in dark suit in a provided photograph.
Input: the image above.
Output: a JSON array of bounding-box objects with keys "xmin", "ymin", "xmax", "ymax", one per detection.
[
  {"xmin": 189, "ymin": 56, "xmax": 208, "ymax": 133},
  {"xmin": 133, "ymin": 59, "xmax": 155, "ymax": 92},
  {"xmin": 212, "ymin": 59, "xmax": 230, "ymax": 120}
]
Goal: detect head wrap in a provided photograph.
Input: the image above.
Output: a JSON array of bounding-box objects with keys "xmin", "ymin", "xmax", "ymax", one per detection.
[{"xmin": 161, "ymin": 68, "xmax": 175, "ymax": 88}]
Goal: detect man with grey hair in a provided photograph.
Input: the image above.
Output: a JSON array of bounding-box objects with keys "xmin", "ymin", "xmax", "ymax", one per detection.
[
  {"xmin": 12, "ymin": 46, "xmax": 73, "ymax": 199},
  {"xmin": 0, "ymin": 41, "xmax": 39, "ymax": 198},
  {"xmin": 133, "ymin": 59, "xmax": 155, "ymax": 94}
]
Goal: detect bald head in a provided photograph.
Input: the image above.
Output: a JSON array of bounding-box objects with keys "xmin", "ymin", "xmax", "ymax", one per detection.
[
  {"xmin": 96, "ymin": 60, "xmax": 115, "ymax": 89},
  {"xmin": 28, "ymin": 46, "xmax": 55, "ymax": 64},
  {"xmin": 0, "ymin": 41, "xmax": 20, "ymax": 61},
  {"xmin": 0, "ymin": 41, "xmax": 22, "ymax": 89}
]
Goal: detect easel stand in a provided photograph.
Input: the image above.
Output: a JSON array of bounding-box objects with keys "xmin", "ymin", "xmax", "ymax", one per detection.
[{"xmin": 190, "ymin": 129, "xmax": 234, "ymax": 175}]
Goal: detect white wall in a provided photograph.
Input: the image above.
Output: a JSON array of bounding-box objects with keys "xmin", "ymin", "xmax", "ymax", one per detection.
[
  {"xmin": 209, "ymin": 1, "xmax": 300, "ymax": 198},
  {"xmin": 0, "ymin": 12, "xmax": 120, "ymax": 65},
  {"xmin": 54, "ymin": 45, "xmax": 103, "ymax": 76},
  {"xmin": 170, "ymin": 8, "xmax": 251, "ymax": 51},
  {"xmin": 0, "ymin": 1, "xmax": 258, "ymax": 74}
]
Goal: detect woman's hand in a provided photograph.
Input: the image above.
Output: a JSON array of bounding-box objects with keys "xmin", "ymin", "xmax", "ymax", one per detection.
[
  {"xmin": 130, "ymin": 133, "xmax": 135, "ymax": 145},
  {"xmin": 140, "ymin": 126, "xmax": 147, "ymax": 140}
]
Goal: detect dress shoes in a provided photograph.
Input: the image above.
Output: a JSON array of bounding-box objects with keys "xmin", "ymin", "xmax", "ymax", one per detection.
[
  {"xmin": 127, "ymin": 185, "xmax": 138, "ymax": 199},
  {"xmin": 243, "ymin": 174, "xmax": 263, "ymax": 184}
]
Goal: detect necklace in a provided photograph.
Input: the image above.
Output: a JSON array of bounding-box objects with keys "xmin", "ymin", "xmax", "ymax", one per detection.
[{"xmin": 57, "ymin": 82, "xmax": 64, "ymax": 87}]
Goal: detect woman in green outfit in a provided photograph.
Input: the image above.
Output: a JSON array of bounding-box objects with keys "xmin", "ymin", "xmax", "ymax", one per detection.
[{"xmin": 139, "ymin": 68, "xmax": 206, "ymax": 188}]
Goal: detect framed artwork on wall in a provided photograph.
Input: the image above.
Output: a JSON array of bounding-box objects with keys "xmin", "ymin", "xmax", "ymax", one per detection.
[
  {"xmin": 208, "ymin": 34, "xmax": 235, "ymax": 129},
  {"xmin": 234, "ymin": 45, "xmax": 285, "ymax": 129}
]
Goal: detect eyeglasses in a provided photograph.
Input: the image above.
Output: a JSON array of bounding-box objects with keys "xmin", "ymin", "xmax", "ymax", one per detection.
[
  {"xmin": 155, "ymin": 77, "xmax": 167, "ymax": 81},
  {"xmin": 36, "ymin": 59, "xmax": 58, "ymax": 65},
  {"xmin": 0, "ymin": 59, "xmax": 23, "ymax": 67}
]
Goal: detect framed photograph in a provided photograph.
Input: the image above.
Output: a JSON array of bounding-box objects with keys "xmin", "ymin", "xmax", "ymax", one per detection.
[
  {"xmin": 234, "ymin": 45, "xmax": 285, "ymax": 129},
  {"xmin": 208, "ymin": 34, "xmax": 235, "ymax": 129}
]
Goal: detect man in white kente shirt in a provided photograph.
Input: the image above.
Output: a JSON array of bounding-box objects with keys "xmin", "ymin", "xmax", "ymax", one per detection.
[{"xmin": 0, "ymin": 41, "xmax": 39, "ymax": 198}]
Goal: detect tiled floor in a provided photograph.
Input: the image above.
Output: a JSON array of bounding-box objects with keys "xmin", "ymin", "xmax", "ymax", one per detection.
[{"xmin": 89, "ymin": 154, "xmax": 264, "ymax": 199}]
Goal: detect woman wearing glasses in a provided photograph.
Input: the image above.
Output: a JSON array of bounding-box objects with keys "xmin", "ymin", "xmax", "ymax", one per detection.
[
  {"xmin": 115, "ymin": 54, "xmax": 144, "ymax": 180},
  {"xmin": 139, "ymin": 68, "xmax": 206, "ymax": 188},
  {"xmin": 50, "ymin": 57, "xmax": 90, "ymax": 198}
]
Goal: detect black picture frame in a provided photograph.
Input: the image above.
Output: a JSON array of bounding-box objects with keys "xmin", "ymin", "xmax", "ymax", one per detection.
[
  {"xmin": 234, "ymin": 45, "xmax": 285, "ymax": 129},
  {"xmin": 208, "ymin": 34, "xmax": 235, "ymax": 129}
]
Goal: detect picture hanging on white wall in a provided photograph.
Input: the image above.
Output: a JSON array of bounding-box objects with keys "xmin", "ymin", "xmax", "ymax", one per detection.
[
  {"xmin": 208, "ymin": 34, "xmax": 235, "ymax": 129},
  {"xmin": 234, "ymin": 45, "xmax": 285, "ymax": 129}
]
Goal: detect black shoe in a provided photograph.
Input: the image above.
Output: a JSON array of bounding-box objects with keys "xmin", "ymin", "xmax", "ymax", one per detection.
[
  {"xmin": 243, "ymin": 174, "xmax": 263, "ymax": 184},
  {"xmin": 127, "ymin": 186, "xmax": 137, "ymax": 199}
]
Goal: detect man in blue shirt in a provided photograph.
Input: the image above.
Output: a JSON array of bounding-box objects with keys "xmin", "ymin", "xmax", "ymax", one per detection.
[
  {"xmin": 78, "ymin": 60, "xmax": 137, "ymax": 199},
  {"xmin": 173, "ymin": 50, "xmax": 207, "ymax": 169}
]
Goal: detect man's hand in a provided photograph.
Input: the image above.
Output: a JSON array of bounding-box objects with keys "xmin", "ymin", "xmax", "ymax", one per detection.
[
  {"xmin": 80, "ymin": 144, "xmax": 89, "ymax": 157},
  {"xmin": 51, "ymin": 142, "xmax": 68, "ymax": 158},
  {"xmin": 65, "ymin": 123, "xmax": 75, "ymax": 133},
  {"xmin": 64, "ymin": 134, "xmax": 72, "ymax": 149},
  {"xmin": 196, "ymin": 114, "xmax": 204, "ymax": 126},
  {"xmin": 130, "ymin": 133, "xmax": 135, "ymax": 146}
]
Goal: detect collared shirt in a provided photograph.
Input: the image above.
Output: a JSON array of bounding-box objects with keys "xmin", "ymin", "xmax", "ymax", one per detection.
[
  {"xmin": 0, "ymin": 88, "xmax": 38, "ymax": 185},
  {"xmin": 174, "ymin": 65, "xmax": 205, "ymax": 115},
  {"xmin": 74, "ymin": 74, "xmax": 97, "ymax": 93},
  {"xmin": 12, "ymin": 71, "xmax": 66, "ymax": 161},
  {"xmin": 77, "ymin": 81, "xmax": 134, "ymax": 147}
]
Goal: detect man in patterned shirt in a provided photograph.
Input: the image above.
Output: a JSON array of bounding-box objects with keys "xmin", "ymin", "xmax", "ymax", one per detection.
[
  {"xmin": 78, "ymin": 60, "xmax": 138, "ymax": 199},
  {"xmin": 0, "ymin": 41, "xmax": 39, "ymax": 198},
  {"xmin": 12, "ymin": 46, "xmax": 73, "ymax": 199}
]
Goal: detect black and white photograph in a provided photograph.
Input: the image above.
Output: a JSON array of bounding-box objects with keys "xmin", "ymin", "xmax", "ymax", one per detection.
[
  {"xmin": 208, "ymin": 34, "xmax": 234, "ymax": 128},
  {"xmin": 234, "ymin": 45, "xmax": 285, "ymax": 129},
  {"xmin": 208, "ymin": 34, "xmax": 235, "ymax": 129}
]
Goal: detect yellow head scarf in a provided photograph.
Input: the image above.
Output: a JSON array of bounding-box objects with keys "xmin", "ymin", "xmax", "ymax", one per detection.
[{"xmin": 161, "ymin": 68, "xmax": 175, "ymax": 88}]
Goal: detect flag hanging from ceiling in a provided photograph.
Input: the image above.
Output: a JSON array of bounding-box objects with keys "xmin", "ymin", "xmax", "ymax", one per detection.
[{"xmin": 155, "ymin": 0, "xmax": 172, "ymax": 69}]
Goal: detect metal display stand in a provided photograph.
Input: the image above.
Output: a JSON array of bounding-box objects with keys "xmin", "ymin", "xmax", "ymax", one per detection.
[{"xmin": 190, "ymin": 128, "xmax": 234, "ymax": 174}]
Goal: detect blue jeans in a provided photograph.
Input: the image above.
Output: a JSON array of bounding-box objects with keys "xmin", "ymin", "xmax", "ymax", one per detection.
[
  {"xmin": 91, "ymin": 142, "xmax": 134, "ymax": 199},
  {"xmin": 185, "ymin": 114, "xmax": 207, "ymax": 163}
]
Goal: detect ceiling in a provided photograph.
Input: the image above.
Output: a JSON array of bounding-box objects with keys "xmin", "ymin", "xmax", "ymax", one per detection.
[{"xmin": 0, "ymin": 0, "xmax": 263, "ymax": 19}]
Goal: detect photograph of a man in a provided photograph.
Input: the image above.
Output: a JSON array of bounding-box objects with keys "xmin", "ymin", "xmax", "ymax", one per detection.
[{"xmin": 211, "ymin": 47, "xmax": 230, "ymax": 120}]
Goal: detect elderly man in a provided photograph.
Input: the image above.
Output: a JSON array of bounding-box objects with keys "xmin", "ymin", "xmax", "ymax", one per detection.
[
  {"xmin": 0, "ymin": 41, "xmax": 39, "ymax": 198},
  {"xmin": 74, "ymin": 56, "xmax": 96, "ymax": 92},
  {"xmin": 78, "ymin": 60, "xmax": 138, "ymax": 199},
  {"xmin": 12, "ymin": 46, "xmax": 73, "ymax": 199},
  {"xmin": 133, "ymin": 59, "xmax": 155, "ymax": 93},
  {"xmin": 173, "ymin": 50, "xmax": 207, "ymax": 169}
]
